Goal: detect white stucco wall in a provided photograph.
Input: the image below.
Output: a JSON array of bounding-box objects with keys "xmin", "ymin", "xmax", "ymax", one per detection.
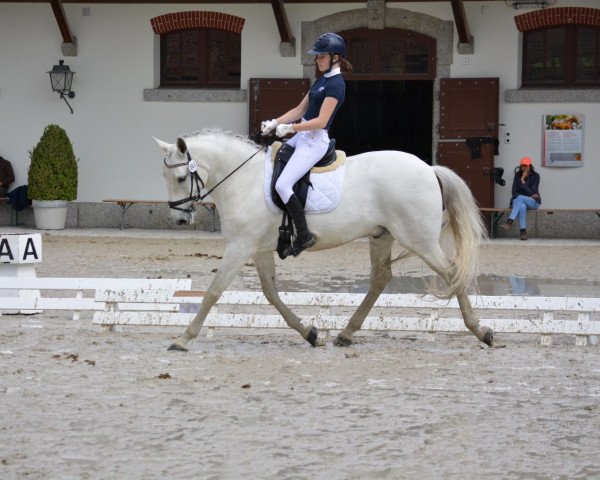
[
  {"xmin": 0, "ymin": 1, "xmax": 598, "ymax": 208},
  {"xmin": 448, "ymin": 1, "xmax": 600, "ymax": 209}
]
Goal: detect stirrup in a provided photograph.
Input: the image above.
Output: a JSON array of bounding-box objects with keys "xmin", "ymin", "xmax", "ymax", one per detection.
[{"xmin": 283, "ymin": 234, "xmax": 316, "ymax": 258}]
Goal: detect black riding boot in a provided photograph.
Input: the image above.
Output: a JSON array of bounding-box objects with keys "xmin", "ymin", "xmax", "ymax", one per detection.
[{"xmin": 283, "ymin": 194, "xmax": 316, "ymax": 257}]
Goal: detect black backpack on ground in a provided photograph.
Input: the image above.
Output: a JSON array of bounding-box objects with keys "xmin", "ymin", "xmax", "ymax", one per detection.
[{"xmin": 8, "ymin": 185, "xmax": 32, "ymax": 211}]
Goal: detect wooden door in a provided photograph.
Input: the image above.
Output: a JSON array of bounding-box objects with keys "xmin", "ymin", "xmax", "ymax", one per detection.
[
  {"xmin": 437, "ymin": 78, "xmax": 499, "ymax": 208},
  {"xmin": 248, "ymin": 78, "xmax": 309, "ymax": 135}
]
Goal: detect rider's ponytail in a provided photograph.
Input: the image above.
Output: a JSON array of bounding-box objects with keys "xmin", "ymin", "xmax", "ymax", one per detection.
[{"xmin": 340, "ymin": 58, "xmax": 353, "ymax": 74}]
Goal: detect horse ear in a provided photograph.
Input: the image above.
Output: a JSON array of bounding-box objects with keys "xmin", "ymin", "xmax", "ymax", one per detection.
[
  {"xmin": 176, "ymin": 137, "xmax": 188, "ymax": 155},
  {"xmin": 153, "ymin": 137, "xmax": 172, "ymax": 154}
]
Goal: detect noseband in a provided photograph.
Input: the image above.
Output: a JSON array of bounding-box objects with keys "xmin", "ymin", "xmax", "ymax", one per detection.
[{"xmin": 164, "ymin": 144, "xmax": 265, "ymax": 214}]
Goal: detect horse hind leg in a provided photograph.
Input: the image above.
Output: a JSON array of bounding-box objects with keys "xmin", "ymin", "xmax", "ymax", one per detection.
[
  {"xmin": 407, "ymin": 241, "xmax": 493, "ymax": 346},
  {"xmin": 254, "ymin": 251, "xmax": 317, "ymax": 346},
  {"xmin": 335, "ymin": 232, "xmax": 394, "ymax": 347},
  {"xmin": 456, "ymin": 290, "xmax": 493, "ymax": 346}
]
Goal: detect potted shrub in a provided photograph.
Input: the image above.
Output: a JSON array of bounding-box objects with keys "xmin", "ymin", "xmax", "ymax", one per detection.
[{"xmin": 27, "ymin": 124, "xmax": 78, "ymax": 229}]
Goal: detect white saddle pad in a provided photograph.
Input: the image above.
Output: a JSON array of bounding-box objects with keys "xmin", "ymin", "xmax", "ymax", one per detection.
[{"xmin": 263, "ymin": 145, "xmax": 346, "ymax": 214}]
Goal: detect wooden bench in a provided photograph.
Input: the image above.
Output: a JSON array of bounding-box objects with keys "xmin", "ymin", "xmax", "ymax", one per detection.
[
  {"xmin": 102, "ymin": 199, "xmax": 217, "ymax": 230},
  {"xmin": 480, "ymin": 207, "xmax": 600, "ymax": 238},
  {"xmin": 92, "ymin": 289, "xmax": 600, "ymax": 346},
  {"xmin": 0, "ymin": 277, "xmax": 191, "ymax": 320}
]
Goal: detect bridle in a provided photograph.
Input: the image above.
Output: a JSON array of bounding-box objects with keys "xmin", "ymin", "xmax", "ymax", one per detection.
[
  {"xmin": 163, "ymin": 144, "xmax": 265, "ymax": 213},
  {"xmin": 163, "ymin": 151, "xmax": 205, "ymax": 213}
]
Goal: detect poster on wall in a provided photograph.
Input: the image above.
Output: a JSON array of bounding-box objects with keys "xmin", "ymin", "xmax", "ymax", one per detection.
[{"xmin": 542, "ymin": 114, "xmax": 584, "ymax": 167}]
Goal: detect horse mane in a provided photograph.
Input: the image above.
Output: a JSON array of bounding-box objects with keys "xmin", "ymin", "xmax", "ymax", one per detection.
[{"xmin": 180, "ymin": 128, "xmax": 258, "ymax": 148}]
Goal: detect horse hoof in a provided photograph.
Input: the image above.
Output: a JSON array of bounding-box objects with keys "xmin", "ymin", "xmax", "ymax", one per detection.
[
  {"xmin": 306, "ymin": 327, "xmax": 318, "ymax": 347},
  {"xmin": 483, "ymin": 329, "xmax": 494, "ymax": 347},
  {"xmin": 167, "ymin": 342, "xmax": 188, "ymax": 352},
  {"xmin": 334, "ymin": 335, "xmax": 353, "ymax": 347}
]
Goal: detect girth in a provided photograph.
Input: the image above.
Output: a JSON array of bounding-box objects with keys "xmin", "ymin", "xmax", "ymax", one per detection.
[{"xmin": 270, "ymin": 139, "xmax": 337, "ymax": 211}]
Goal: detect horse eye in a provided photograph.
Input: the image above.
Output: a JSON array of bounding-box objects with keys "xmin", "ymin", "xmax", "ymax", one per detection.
[{"xmin": 177, "ymin": 175, "xmax": 187, "ymax": 183}]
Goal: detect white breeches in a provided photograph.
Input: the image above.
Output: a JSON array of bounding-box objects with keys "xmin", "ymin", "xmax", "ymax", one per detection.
[{"xmin": 275, "ymin": 127, "xmax": 330, "ymax": 204}]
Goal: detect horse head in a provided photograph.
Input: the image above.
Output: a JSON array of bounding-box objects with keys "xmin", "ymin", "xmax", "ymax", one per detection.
[{"xmin": 155, "ymin": 136, "xmax": 209, "ymax": 225}]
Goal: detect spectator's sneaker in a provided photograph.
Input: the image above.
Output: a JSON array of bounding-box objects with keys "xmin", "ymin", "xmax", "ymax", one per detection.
[{"xmin": 501, "ymin": 221, "xmax": 513, "ymax": 231}]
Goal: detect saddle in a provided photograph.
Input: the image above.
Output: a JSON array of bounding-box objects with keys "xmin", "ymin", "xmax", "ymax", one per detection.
[
  {"xmin": 270, "ymin": 139, "xmax": 337, "ymax": 211},
  {"xmin": 270, "ymin": 139, "xmax": 337, "ymax": 259}
]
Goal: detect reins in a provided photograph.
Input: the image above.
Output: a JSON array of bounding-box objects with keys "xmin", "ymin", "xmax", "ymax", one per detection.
[{"xmin": 164, "ymin": 141, "xmax": 266, "ymax": 213}]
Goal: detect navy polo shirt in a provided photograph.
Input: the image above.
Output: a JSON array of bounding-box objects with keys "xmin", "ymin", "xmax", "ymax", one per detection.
[{"xmin": 304, "ymin": 71, "xmax": 345, "ymax": 129}]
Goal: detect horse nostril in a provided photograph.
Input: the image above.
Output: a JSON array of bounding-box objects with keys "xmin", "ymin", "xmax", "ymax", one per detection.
[{"xmin": 177, "ymin": 219, "xmax": 188, "ymax": 225}]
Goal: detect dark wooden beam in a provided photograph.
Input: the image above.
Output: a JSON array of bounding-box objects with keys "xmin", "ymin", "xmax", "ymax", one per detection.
[
  {"xmin": 49, "ymin": 0, "xmax": 74, "ymax": 44},
  {"xmin": 3, "ymin": 0, "xmax": 502, "ymax": 3},
  {"xmin": 270, "ymin": 0, "xmax": 293, "ymax": 43},
  {"xmin": 450, "ymin": 0, "xmax": 471, "ymax": 45}
]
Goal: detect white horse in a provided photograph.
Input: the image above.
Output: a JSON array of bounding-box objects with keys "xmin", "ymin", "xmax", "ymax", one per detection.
[{"xmin": 155, "ymin": 130, "xmax": 493, "ymax": 351}]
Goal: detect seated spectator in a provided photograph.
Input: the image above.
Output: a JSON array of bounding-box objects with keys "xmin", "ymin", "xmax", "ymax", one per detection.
[
  {"xmin": 0, "ymin": 155, "xmax": 15, "ymax": 196},
  {"xmin": 501, "ymin": 156, "xmax": 541, "ymax": 241}
]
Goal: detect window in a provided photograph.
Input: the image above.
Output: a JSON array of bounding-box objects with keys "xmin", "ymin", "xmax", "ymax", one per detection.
[
  {"xmin": 523, "ymin": 25, "xmax": 600, "ymax": 87},
  {"xmin": 341, "ymin": 28, "xmax": 436, "ymax": 80},
  {"xmin": 160, "ymin": 28, "xmax": 241, "ymax": 88}
]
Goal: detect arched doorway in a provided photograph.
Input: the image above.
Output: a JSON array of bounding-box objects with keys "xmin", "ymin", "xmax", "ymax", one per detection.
[
  {"xmin": 328, "ymin": 28, "xmax": 435, "ymax": 162},
  {"xmin": 301, "ymin": 7, "xmax": 453, "ymax": 165},
  {"xmin": 298, "ymin": 10, "xmax": 498, "ymax": 211}
]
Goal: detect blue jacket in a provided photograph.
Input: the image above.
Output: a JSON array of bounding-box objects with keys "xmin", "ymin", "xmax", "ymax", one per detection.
[{"xmin": 511, "ymin": 168, "xmax": 541, "ymax": 205}]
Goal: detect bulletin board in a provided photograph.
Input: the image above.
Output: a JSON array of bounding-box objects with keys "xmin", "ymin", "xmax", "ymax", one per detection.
[{"xmin": 542, "ymin": 114, "xmax": 584, "ymax": 167}]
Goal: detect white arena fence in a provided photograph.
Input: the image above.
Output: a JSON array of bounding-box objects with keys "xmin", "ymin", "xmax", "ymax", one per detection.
[
  {"xmin": 0, "ymin": 277, "xmax": 192, "ymax": 320},
  {"xmin": 93, "ymin": 288, "xmax": 600, "ymax": 346},
  {"xmin": 1, "ymin": 277, "xmax": 599, "ymax": 345}
]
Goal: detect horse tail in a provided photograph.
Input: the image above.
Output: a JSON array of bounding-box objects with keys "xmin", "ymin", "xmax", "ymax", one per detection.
[{"xmin": 432, "ymin": 165, "xmax": 487, "ymax": 298}]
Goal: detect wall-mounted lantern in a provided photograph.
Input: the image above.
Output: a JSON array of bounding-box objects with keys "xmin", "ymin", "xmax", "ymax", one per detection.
[{"xmin": 48, "ymin": 60, "xmax": 75, "ymax": 114}]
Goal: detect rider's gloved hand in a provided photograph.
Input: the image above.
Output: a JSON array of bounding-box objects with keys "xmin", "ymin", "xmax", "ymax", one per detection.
[
  {"xmin": 261, "ymin": 119, "xmax": 278, "ymax": 135},
  {"xmin": 275, "ymin": 123, "xmax": 295, "ymax": 137}
]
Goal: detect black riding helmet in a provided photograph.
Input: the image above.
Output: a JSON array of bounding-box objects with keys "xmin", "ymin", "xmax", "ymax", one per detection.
[{"xmin": 308, "ymin": 32, "xmax": 346, "ymax": 57}]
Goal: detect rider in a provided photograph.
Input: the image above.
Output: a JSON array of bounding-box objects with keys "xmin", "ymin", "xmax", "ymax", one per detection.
[{"xmin": 261, "ymin": 32, "xmax": 352, "ymax": 257}]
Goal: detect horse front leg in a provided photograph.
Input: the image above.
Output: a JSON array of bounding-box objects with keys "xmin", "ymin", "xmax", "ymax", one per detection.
[
  {"xmin": 168, "ymin": 242, "xmax": 253, "ymax": 352},
  {"xmin": 335, "ymin": 232, "xmax": 394, "ymax": 347},
  {"xmin": 254, "ymin": 251, "xmax": 317, "ymax": 346}
]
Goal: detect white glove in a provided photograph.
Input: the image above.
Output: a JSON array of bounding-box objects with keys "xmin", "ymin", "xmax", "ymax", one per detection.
[
  {"xmin": 275, "ymin": 123, "xmax": 295, "ymax": 137},
  {"xmin": 261, "ymin": 119, "xmax": 278, "ymax": 135}
]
